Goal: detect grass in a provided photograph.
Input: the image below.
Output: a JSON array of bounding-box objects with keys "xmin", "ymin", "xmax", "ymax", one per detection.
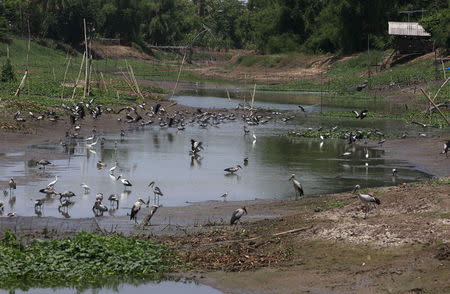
[
  {"xmin": 0, "ymin": 232, "xmax": 178, "ymax": 289},
  {"xmin": 259, "ymin": 50, "xmax": 442, "ymax": 99}
]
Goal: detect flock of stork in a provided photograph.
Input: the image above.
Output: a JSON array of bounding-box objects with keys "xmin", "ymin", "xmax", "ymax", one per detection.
[{"xmin": 2, "ymin": 98, "xmax": 450, "ymax": 225}]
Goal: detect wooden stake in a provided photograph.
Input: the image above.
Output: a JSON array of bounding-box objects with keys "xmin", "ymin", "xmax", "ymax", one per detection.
[
  {"xmin": 100, "ymin": 72, "xmax": 108, "ymax": 93},
  {"xmin": 250, "ymin": 83, "xmax": 256, "ymax": 110}
]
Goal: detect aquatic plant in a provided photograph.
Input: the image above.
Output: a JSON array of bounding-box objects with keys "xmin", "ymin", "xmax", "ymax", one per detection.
[{"xmin": 0, "ymin": 232, "xmax": 177, "ymax": 288}]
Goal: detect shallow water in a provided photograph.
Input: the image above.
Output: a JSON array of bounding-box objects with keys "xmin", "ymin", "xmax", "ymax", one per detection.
[
  {"xmin": 0, "ymin": 119, "xmax": 430, "ymax": 219},
  {"xmin": 0, "ymin": 281, "xmax": 223, "ymax": 294}
]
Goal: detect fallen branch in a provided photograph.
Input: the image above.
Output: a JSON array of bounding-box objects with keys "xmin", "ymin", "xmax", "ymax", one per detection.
[{"xmin": 14, "ymin": 70, "xmax": 28, "ymax": 96}]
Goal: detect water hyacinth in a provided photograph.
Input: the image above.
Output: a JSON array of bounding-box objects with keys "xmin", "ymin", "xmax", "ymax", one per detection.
[{"xmin": 0, "ymin": 232, "xmax": 177, "ymax": 288}]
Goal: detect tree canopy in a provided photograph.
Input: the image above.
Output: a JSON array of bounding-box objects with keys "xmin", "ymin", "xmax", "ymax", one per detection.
[{"xmin": 0, "ymin": 0, "xmax": 448, "ymax": 54}]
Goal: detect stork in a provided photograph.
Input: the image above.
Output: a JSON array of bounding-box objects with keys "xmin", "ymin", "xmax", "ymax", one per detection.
[
  {"xmin": 95, "ymin": 193, "xmax": 104, "ymax": 201},
  {"xmin": 142, "ymin": 205, "xmax": 159, "ymax": 226},
  {"xmin": 441, "ymin": 141, "xmax": 450, "ymax": 157},
  {"xmin": 224, "ymin": 165, "xmax": 242, "ymax": 174},
  {"xmin": 85, "ymin": 138, "xmax": 99, "ymax": 149},
  {"xmin": 353, "ymin": 109, "xmax": 368, "ymax": 119},
  {"xmin": 81, "ymin": 183, "xmax": 90, "ymax": 193},
  {"xmin": 39, "ymin": 187, "xmax": 56, "ymax": 197},
  {"xmin": 34, "ymin": 198, "xmax": 45, "ymax": 210},
  {"xmin": 58, "ymin": 191, "xmax": 76, "ymax": 202},
  {"xmin": 352, "ymin": 185, "xmax": 381, "ymax": 214},
  {"xmin": 130, "ymin": 198, "xmax": 146, "ymax": 223},
  {"xmin": 96, "ymin": 160, "xmax": 107, "ymax": 169},
  {"xmin": 37, "ymin": 160, "xmax": 52, "ymax": 170},
  {"xmin": 109, "ymin": 162, "xmax": 118, "ymax": 174},
  {"xmin": 289, "ymin": 174, "xmax": 304, "ymax": 200},
  {"xmin": 392, "ymin": 168, "xmax": 398, "ymax": 176},
  {"xmin": 220, "ymin": 192, "xmax": 228, "ymax": 202},
  {"xmin": 47, "ymin": 176, "xmax": 58, "ymax": 189},
  {"xmin": 230, "ymin": 207, "xmax": 247, "ymax": 225},
  {"xmin": 58, "ymin": 199, "xmax": 73, "ymax": 212},
  {"xmin": 243, "ymin": 157, "xmax": 249, "ymax": 166},
  {"xmin": 92, "ymin": 200, "xmax": 108, "ymax": 216},
  {"xmin": 108, "ymin": 194, "xmax": 119, "ymax": 208},
  {"xmin": 8, "ymin": 178, "xmax": 16, "ymax": 194},
  {"xmin": 117, "ymin": 175, "xmax": 132, "ymax": 190}
]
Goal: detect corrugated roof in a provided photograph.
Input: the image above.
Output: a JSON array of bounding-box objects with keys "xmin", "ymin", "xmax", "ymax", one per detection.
[{"xmin": 388, "ymin": 22, "xmax": 431, "ymax": 36}]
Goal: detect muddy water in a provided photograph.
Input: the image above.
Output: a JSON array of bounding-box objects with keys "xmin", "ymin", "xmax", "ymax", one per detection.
[
  {"xmin": 0, "ymin": 119, "xmax": 430, "ymax": 219},
  {"xmin": 0, "ymin": 281, "xmax": 223, "ymax": 294},
  {"xmin": 175, "ymin": 85, "xmax": 407, "ymax": 113}
]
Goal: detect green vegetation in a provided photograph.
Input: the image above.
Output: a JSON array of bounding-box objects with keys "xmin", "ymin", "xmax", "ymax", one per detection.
[
  {"xmin": 1, "ymin": 59, "xmax": 15, "ymax": 82},
  {"xmin": 0, "ymin": 232, "xmax": 177, "ymax": 288},
  {"xmin": 0, "ymin": 0, "xmax": 447, "ymax": 54},
  {"xmin": 420, "ymin": 8, "xmax": 450, "ymax": 51}
]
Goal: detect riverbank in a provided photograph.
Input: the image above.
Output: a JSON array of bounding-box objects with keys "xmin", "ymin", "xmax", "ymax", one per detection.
[{"xmin": 1, "ymin": 177, "xmax": 449, "ymax": 293}]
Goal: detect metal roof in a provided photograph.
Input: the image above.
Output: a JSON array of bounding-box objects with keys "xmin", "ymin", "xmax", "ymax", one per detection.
[{"xmin": 388, "ymin": 22, "xmax": 431, "ymax": 36}]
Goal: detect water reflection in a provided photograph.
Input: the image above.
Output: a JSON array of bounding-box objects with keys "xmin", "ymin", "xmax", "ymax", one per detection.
[
  {"xmin": 0, "ymin": 280, "xmax": 223, "ymax": 294},
  {"xmin": 0, "ymin": 122, "xmax": 431, "ymax": 218}
]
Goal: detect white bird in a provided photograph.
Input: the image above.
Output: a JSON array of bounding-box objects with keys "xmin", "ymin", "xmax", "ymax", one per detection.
[
  {"xmin": 95, "ymin": 193, "xmax": 104, "ymax": 201},
  {"xmin": 365, "ymin": 149, "xmax": 369, "ymax": 159},
  {"xmin": 224, "ymin": 165, "xmax": 242, "ymax": 174},
  {"xmin": 289, "ymin": 174, "xmax": 304, "ymax": 199},
  {"xmin": 220, "ymin": 192, "xmax": 228, "ymax": 201},
  {"xmin": 47, "ymin": 176, "xmax": 58, "ymax": 189},
  {"xmin": 130, "ymin": 198, "xmax": 146, "ymax": 223},
  {"xmin": 352, "ymin": 185, "xmax": 381, "ymax": 213},
  {"xmin": 85, "ymin": 139, "xmax": 99, "ymax": 148},
  {"xmin": 392, "ymin": 168, "xmax": 398, "ymax": 176},
  {"xmin": 117, "ymin": 175, "xmax": 132, "ymax": 190},
  {"xmin": 252, "ymin": 133, "xmax": 257, "ymax": 141},
  {"xmin": 340, "ymin": 151, "xmax": 352, "ymax": 157},
  {"xmin": 230, "ymin": 207, "xmax": 247, "ymax": 225},
  {"xmin": 109, "ymin": 162, "xmax": 118, "ymax": 174},
  {"xmin": 80, "ymin": 183, "xmax": 90, "ymax": 193}
]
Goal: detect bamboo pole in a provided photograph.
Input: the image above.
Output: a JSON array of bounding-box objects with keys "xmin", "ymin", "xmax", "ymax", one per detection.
[
  {"xmin": 250, "ymin": 83, "xmax": 256, "ymax": 110},
  {"xmin": 83, "ymin": 18, "xmax": 89, "ymax": 98},
  {"xmin": 170, "ymin": 51, "xmax": 187, "ymax": 100},
  {"xmin": 420, "ymin": 88, "xmax": 450, "ymax": 126},
  {"xmin": 100, "ymin": 72, "xmax": 108, "ymax": 93},
  {"xmin": 432, "ymin": 76, "xmax": 450, "ymax": 103},
  {"xmin": 60, "ymin": 57, "xmax": 71, "ymax": 99},
  {"xmin": 14, "ymin": 70, "xmax": 28, "ymax": 96},
  {"xmin": 71, "ymin": 52, "xmax": 86, "ymax": 100}
]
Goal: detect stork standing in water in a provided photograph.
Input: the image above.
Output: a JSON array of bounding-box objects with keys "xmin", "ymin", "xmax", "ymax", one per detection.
[
  {"xmin": 108, "ymin": 194, "xmax": 119, "ymax": 209},
  {"xmin": 92, "ymin": 200, "xmax": 108, "ymax": 216},
  {"xmin": 47, "ymin": 176, "xmax": 58, "ymax": 189},
  {"xmin": 34, "ymin": 198, "xmax": 45, "ymax": 210},
  {"xmin": 8, "ymin": 178, "xmax": 16, "ymax": 194},
  {"xmin": 117, "ymin": 175, "xmax": 132, "ymax": 190},
  {"xmin": 142, "ymin": 205, "xmax": 159, "ymax": 226},
  {"xmin": 352, "ymin": 185, "xmax": 381, "ymax": 216},
  {"xmin": 392, "ymin": 168, "xmax": 398, "ymax": 176},
  {"xmin": 109, "ymin": 162, "xmax": 118, "ymax": 174},
  {"xmin": 224, "ymin": 165, "xmax": 242, "ymax": 175},
  {"xmin": 130, "ymin": 198, "xmax": 146, "ymax": 223},
  {"xmin": 81, "ymin": 183, "xmax": 90, "ymax": 193},
  {"xmin": 37, "ymin": 160, "xmax": 52, "ymax": 170},
  {"xmin": 289, "ymin": 174, "xmax": 304, "ymax": 200},
  {"xmin": 230, "ymin": 207, "xmax": 247, "ymax": 225}
]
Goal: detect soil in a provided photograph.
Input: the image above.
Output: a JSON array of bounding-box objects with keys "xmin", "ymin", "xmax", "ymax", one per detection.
[{"xmin": 0, "ymin": 50, "xmax": 449, "ymax": 293}]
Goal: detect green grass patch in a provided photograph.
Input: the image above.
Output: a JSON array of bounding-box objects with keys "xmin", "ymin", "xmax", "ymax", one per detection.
[{"xmin": 0, "ymin": 232, "xmax": 178, "ymax": 289}]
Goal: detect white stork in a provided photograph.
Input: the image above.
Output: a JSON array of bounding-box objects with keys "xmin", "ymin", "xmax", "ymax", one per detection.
[
  {"xmin": 230, "ymin": 207, "xmax": 247, "ymax": 225},
  {"xmin": 289, "ymin": 174, "xmax": 304, "ymax": 199},
  {"xmin": 117, "ymin": 175, "xmax": 132, "ymax": 190},
  {"xmin": 47, "ymin": 176, "xmax": 58, "ymax": 189},
  {"xmin": 81, "ymin": 183, "xmax": 90, "ymax": 193}
]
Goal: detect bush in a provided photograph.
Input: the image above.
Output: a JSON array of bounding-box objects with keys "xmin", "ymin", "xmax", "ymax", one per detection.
[{"xmin": 1, "ymin": 59, "xmax": 15, "ymax": 82}]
